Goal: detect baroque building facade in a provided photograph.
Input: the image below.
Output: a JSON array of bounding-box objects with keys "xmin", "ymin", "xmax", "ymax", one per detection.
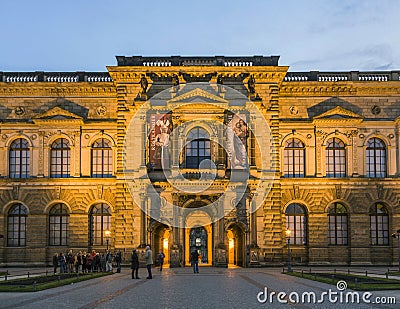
[{"xmin": 0, "ymin": 56, "xmax": 399, "ymax": 266}]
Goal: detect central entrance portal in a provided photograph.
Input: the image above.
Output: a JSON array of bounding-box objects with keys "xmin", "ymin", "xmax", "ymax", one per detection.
[
  {"xmin": 185, "ymin": 210, "xmax": 212, "ymax": 265},
  {"xmin": 189, "ymin": 227, "xmax": 208, "ymax": 263}
]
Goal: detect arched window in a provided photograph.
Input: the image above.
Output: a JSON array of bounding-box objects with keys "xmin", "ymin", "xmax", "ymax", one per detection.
[
  {"xmin": 185, "ymin": 127, "xmax": 211, "ymax": 168},
  {"xmin": 284, "ymin": 138, "xmax": 305, "ymax": 177},
  {"xmin": 9, "ymin": 138, "xmax": 30, "ymax": 178},
  {"xmin": 91, "ymin": 138, "xmax": 112, "ymax": 178},
  {"xmin": 366, "ymin": 138, "xmax": 386, "ymax": 178},
  {"xmin": 285, "ymin": 203, "xmax": 307, "ymax": 245},
  {"xmin": 7, "ymin": 204, "xmax": 27, "ymax": 247},
  {"xmin": 328, "ymin": 203, "xmax": 348, "ymax": 245},
  {"xmin": 89, "ymin": 203, "xmax": 111, "ymax": 246},
  {"xmin": 370, "ymin": 203, "xmax": 389, "ymax": 245},
  {"xmin": 50, "ymin": 138, "xmax": 70, "ymax": 178},
  {"xmin": 326, "ymin": 137, "xmax": 346, "ymax": 177},
  {"xmin": 49, "ymin": 204, "xmax": 69, "ymax": 246}
]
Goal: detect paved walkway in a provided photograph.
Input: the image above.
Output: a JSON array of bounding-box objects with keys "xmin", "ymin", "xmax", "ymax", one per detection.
[{"xmin": 0, "ymin": 267, "xmax": 398, "ymax": 308}]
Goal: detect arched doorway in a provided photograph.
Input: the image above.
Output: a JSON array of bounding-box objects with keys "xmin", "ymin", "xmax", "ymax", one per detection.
[
  {"xmin": 185, "ymin": 210, "xmax": 213, "ymax": 265},
  {"xmin": 151, "ymin": 223, "xmax": 171, "ymax": 265},
  {"xmin": 189, "ymin": 227, "xmax": 208, "ymax": 263},
  {"xmin": 226, "ymin": 223, "xmax": 246, "ymax": 267}
]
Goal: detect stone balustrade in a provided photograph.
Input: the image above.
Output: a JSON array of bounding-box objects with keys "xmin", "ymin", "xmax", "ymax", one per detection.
[
  {"xmin": 0, "ymin": 72, "xmax": 113, "ymax": 83},
  {"xmin": 284, "ymin": 71, "xmax": 400, "ymax": 82}
]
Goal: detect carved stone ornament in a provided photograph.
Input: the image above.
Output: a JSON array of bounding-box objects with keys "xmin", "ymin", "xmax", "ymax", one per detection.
[
  {"xmin": 289, "ymin": 106, "xmax": 299, "ymax": 115},
  {"xmin": 335, "ymin": 184, "xmax": 342, "ymax": 199},
  {"xmin": 55, "ymin": 186, "xmax": 61, "ymax": 199},
  {"xmin": 346, "ymin": 130, "xmax": 358, "ymax": 138},
  {"xmin": 376, "ymin": 184, "xmax": 384, "ymax": 200},
  {"xmin": 316, "ymin": 129, "xmax": 327, "ymax": 139},
  {"xmin": 371, "ymin": 105, "xmax": 381, "ymax": 115},
  {"xmin": 13, "ymin": 185, "xmax": 20, "ymax": 200},
  {"xmin": 96, "ymin": 105, "xmax": 107, "ymax": 116},
  {"xmin": 97, "ymin": 184, "xmax": 104, "ymax": 199},
  {"xmin": 15, "ymin": 106, "xmax": 25, "ymax": 115}
]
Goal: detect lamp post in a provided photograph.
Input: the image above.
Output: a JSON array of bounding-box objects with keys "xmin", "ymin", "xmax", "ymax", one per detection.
[
  {"xmin": 105, "ymin": 230, "xmax": 111, "ymax": 251},
  {"xmin": 391, "ymin": 229, "xmax": 400, "ymax": 271},
  {"xmin": 285, "ymin": 229, "xmax": 292, "ymax": 272}
]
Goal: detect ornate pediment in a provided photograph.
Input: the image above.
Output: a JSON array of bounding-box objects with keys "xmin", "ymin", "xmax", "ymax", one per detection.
[
  {"xmin": 33, "ymin": 106, "xmax": 83, "ymax": 124},
  {"xmin": 168, "ymin": 88, "xmax": 228, "ymax": 104},
  {"xmin": 313, "ymin": 106, "xmax": 363, "ymax": 123}
]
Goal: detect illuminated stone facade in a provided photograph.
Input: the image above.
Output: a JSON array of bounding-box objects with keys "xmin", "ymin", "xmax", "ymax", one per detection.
[{"xmin": 0, "ymin": 56, "xmax": 399, "ymax": 266}]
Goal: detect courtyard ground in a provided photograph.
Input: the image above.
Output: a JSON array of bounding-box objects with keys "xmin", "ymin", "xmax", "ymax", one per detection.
[{"xmin": 0, "ymin": 266, "xmax": 398, "ymax": 308}]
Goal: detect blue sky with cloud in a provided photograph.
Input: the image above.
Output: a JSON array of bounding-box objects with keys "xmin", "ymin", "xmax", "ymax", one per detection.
[{"xmin": 1, "ymin": 0, "xmax": 399, "ymax": 72}]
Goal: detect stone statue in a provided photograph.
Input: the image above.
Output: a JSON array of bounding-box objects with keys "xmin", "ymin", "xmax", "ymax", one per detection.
[
  {"xmin": 140, "ymin": 75, "xmax": 148, "ymax": 94},
  {"xmin": 217, "ymin": 75, "xmax": 224, "ymax": 93},
  {"xmin": 172, "ymin": 74, "xmax": 179, "ymax": 92},
  {"xmin": 247, "ymin": 74, "xmax": 255, "ymax": 94}
]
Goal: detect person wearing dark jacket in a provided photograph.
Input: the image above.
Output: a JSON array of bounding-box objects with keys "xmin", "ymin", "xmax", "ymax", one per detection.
[
  {"xmin": 131, "ymin": 249, "xmax": 140, "ymax": 279},
  {"xmin": 115, "ymin": 250, "xmax": 122, "ymax": 273},
  {"xmin": 191, "ymin": 250, "xmax": 199, "ymax": 274},
  {"xmin": 52, "ymin": 253, "xmax": 59, "ymax": 274}
]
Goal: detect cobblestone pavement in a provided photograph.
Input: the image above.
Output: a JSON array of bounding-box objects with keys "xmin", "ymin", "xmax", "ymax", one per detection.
[{"xmin": 0, "ymin": 267, "xmax": 398, "ymax": 308}]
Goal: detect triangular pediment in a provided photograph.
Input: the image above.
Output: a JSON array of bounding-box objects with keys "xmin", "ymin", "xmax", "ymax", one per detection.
[
  {"xmin": 33, "ymin": 106, "xmax": 83, "ymax": 120},
  {"xmin": 168, "ymin": 88, "xmax": 228, "ymax": 104},
  {"xmin": 32, "ymin": 106, "xmax": 84, "ymax": 125},
  {"xmin": 313, "ymin": 106, "xmax": 363, "ymax": 120}
]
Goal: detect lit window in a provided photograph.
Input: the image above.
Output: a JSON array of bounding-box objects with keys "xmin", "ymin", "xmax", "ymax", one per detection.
[
  {"xmin": 285, "ymin": 203, "xmax": 307, "ymax": 245},
  {"xmin": 89, "ymin": 203, "xmax": 111, "ymax": 246},
  {"xmin": 326, "ymin": 138, "xmax": 346, "ymax": 177},
  {"xmin": 50, "ymin": 138, "xmax": 70, "ymax": 178},
  {"xmin": 366, "ymin": 138, "xmax": 386, "ymax": 178},
  {"xmin": 49, "ymin": 204, "xmax": 69, "ymax": 246},
  {"xmin": 91, "ymin": 138, "xmax": 112, "ymax": 178},
  {"xmin": 370, "ymin": 203, "xmax": 389, "ymax": 245},
  {"xmin": 328, "ymin": 203, "xmax": 348, "ymax": 245},
  {"xmin": 185, "ymin": 127, "xmax": 211, "ymax": 168},
  {"xmin": 9, "ymin": 139, "xmax": 30, "ymax": 178},
  {"xmin": 284, "ymin": 138, "xmax": 305, "ymax": 177},
  {"xmin": 7, "ymin": 204, "xmax": 27, "ymax": 247}
]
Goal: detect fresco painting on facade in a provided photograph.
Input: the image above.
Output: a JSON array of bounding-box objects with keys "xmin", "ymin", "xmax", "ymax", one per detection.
[{"xmin": 0, "ymin": 56, "xmax": 399, "ymax": 268}]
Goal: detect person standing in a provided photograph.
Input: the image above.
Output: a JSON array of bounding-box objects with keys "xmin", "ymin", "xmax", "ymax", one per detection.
[
  {"xmin": 106, "ymin": 250, "xmax": 113, "ymax": 272},
  {"xmin": 157, "ymin": 251, "xmax": 165, "ymax": 271},
  {"xmin": 75, "ymin": 251, "xmax": 82, "ymax": 273},
  {"xmin": 66, "ymin": 249, "xmax": 74, "ymax": 273},
  {"xmin": 145, "ymin": 246, "xmax": 153, "ymax": 279},
  {"xmin": 52, "ymin": 253, "xmax": 59, "ymax": 274},
  {"xmin": 131, "ymin": 249, "xmax": 140, "ymax": 279},
  {"xmin": 82, "ymin": 252, "xmax": 87, "ymax": 273},
  {"xmin": 59, "ymin": 252, "xmax": 67, "ymax": 273},
  {"xmin": 100, "ymin": 253, "xmax": 106, "ymax": 272},
  {"xmin": 191, "ymin": 250, "xmax": 199, "ymax": 274},
  {"xmin": 115, "ymin": 250, "xmax": 122, "ymax": 273}
]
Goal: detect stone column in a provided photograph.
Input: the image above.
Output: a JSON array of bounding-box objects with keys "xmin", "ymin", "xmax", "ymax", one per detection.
[
  {"xmin": 37, "ymin": 131, "xmax": 45, "ymax": 177},
  {"xmin": 140, "ymin": 194, "xmax": 147, "ymax": 245}
]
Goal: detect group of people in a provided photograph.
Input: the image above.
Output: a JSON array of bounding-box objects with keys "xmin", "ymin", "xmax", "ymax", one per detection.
[
  {"xmin": 53, "ymin": 246, "xmax": 200, "ymax": 278},
  {"xmin": 52, "ymin": 249, "xmax": 122, "ymax": 274},
  {"xmin": 130, "ymin": 246, "xmax": 165, "ymax": 280}
]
